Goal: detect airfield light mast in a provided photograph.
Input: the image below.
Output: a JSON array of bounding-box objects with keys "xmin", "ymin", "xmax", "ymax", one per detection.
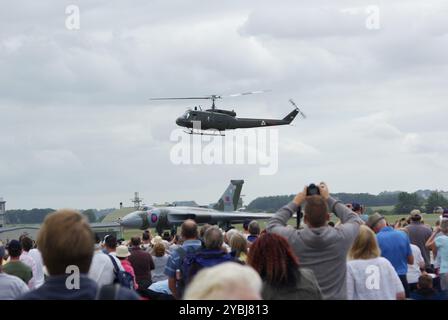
[{"xmin": 131, "ymin": 192, "xmax": 143, "ymax": 209}]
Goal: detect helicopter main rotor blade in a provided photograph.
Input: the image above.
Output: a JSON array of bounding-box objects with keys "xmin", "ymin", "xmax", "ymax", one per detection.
[
  {"xmin": 226, "ymin": 89, "xmax": 271, "ymax": 97},
  {"xmin": 149, "ymin": 97, "xmax": 214, "ymax": 100}
]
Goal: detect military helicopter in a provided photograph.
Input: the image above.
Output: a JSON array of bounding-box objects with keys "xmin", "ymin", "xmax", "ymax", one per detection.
[{"xmin": 150, "ymin": 91, "xmax": 306, "ymax": 135}]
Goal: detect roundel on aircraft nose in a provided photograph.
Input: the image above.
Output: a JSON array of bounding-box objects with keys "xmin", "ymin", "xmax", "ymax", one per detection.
[{"xmin": 151, "ymin": 213, "xmax": 158, "ymax": 223}]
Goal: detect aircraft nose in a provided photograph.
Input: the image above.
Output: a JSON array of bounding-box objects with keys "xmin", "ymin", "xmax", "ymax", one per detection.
[
  {"xmin": 120, "ymin": 211, "xmax": 143, "ymax": 229},
  {"xmin": 176, "ymin": 117, "xmax": 186, "ymax": 127}
]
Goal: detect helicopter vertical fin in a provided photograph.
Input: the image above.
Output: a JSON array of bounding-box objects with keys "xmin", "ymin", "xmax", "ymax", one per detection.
[
  {"xmin": 283, "ymin": 108, "xmax": 300, "ymax": 123},
  {"xmin": 213, "ymin": 180, "xmax": 244, "ymax": 212}
]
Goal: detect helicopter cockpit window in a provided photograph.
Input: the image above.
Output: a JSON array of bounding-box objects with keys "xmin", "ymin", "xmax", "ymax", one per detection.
[{"xmin": 184, "ymin": 112, "xmax": 190, "ymax": 119}]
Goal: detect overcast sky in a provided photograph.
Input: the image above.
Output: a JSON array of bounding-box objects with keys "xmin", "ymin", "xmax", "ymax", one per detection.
[{"xmin": 1, "ymin": 0, "xmax": 447, "ymax": 210}]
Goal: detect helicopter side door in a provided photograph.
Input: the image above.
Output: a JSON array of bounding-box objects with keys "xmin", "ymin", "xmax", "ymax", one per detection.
[{"xmin": 213, "ymin": 113, "xmax": 231, "ymax": 130}]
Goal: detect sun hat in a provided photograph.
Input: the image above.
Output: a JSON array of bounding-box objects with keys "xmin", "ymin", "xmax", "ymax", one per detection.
[{"xmin": 116, "ymin": 245, "xmax": 131, "ymax": 258}]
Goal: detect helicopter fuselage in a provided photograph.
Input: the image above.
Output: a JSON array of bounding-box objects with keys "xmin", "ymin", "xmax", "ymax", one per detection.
[{"xmin": 176, "ymin": 108, "xmax": 298, "ymax": 131}]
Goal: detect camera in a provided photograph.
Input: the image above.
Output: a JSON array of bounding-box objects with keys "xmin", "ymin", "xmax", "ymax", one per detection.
[{"xmin": 306, "ymin": 183, "xmax": 320, "ymax": 196}]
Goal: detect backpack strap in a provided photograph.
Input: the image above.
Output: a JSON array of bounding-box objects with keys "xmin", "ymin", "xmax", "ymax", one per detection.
[
  {"xmin": 96, "ymin": 284, "xmax": 119, "ymax": 300},
  {"xmin": 108, "ymin": 254, "xmax": 120, "ymax": 271},
  {"xmin": 107, "ymin": 254, "xmax": 121, "ymax": 276}
]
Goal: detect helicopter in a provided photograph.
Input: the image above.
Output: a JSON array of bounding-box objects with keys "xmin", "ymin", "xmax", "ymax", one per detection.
[{"xmin": 150, "ymin": 91, "xmax": 306, "ymax": 135}]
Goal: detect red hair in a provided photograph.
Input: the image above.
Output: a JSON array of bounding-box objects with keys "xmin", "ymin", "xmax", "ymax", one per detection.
[{"xmin": 248, "ymin": 233, "xmax": 299, "ymax": 286}]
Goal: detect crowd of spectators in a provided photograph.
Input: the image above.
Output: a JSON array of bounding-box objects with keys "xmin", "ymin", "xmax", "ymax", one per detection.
[{"xmin": 1, "ymin": 181, "xmax": 448, "ymax": 300}]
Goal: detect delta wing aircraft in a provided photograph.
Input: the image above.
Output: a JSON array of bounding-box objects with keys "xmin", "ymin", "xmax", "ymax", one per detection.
[{"xmin": 119, "ymin": 180, "xmax": 274, "ymax": 234}]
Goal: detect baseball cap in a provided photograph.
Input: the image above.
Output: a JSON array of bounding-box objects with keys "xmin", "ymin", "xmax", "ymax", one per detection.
[
  {"xmin": 352, "ymin": 203, "xmax": 362, "ymax": 211},
  {"xmin": 410, "ymin": 209, "xmax": 422, "ymax": 219},
  {"xmin": 367, "ymin": 212, "xmax": 385, "ymax": 229}
]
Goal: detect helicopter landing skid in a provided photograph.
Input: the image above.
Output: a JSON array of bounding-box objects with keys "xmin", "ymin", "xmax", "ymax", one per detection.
[{"xmin": 184, "ymin": 129, "xmax": 225, "ymax": 136}]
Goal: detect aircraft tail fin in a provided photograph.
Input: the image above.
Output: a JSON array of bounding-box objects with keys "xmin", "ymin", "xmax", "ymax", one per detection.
[
  {"xmin": 283, "ymin": 108, "xmax": 299, "ymax": 123},
  {"xmin": 284, "ymin": 99, "xmax": 306, "ymax": 123},
  {"xmin": 213, "ymin": 180, "xmax": 244, "ymax": 212}
]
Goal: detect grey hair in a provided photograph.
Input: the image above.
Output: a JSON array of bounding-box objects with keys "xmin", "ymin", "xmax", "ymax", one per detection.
[
  {"xmin": 183, "ymin": 262, "xmax": 262, "ymax": 300},
  {"xmin": 204, "ymin": 226, "xmax": 224, "ymax": 250}
]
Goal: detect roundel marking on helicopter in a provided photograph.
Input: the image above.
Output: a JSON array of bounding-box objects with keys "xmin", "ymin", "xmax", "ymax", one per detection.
[
  {"xmin": 261, "ymin": 120, "xmax": 266, "ymax": 126},
  {"xmin": 151, "ymin": 213, "xmax": 158, "ymax": 223}
]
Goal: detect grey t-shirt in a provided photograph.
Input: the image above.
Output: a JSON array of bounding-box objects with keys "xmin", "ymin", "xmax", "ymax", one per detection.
[
  {"xmin": 151, "ymin": 254, "xmax": 170, "ymax": 283},
  {"xmin": 405, "ymin": 222, "xmax": 432, "ymax": 268},
  {"xmin": 0, "ymin": 273, "xmax": 29, "ymax": 300},
  {"xmin": 266, "ymin": 197, "xmax": 363, "ymax": 300}
]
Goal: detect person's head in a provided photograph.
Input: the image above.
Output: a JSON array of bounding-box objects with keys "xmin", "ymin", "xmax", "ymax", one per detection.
[
  {"xmin": 352, "ymin": 203, "xmax": 362, "ymax": 214},
  {"xmin": 348, "ymin": 225, "xmax": 381, "ymax": 260},
  {"xmin": 417, "ymin": 274, "xmax": 433, "ymax": 290},
  {"xmin": 410, "ymin": 209, "xmax": 422, "ymax": 222},
  {"xmin": 243, "ymin": 219, "xmax": 251, "ymax": 233},
  {"xmin": 37, "ymin": 209, "xmax": 94, "ymax": 275},
  {"xmin": 440, "ymin": 219, "xmax": 448, "ymax": 235},
  {"xmin": 153, "ymin": 242, "xmax": 166, "ymax": 257},
  {"xmin": 142, "ymin": 230, "xmax": 151, "ymax": 242},
  {"xmin": 162, "ymin": 231, "xmax": 172, "ymax": 242},
  {"xmin": 116, "ymin": 245, "xmax": 131, "ymax": 261},
  {"xmin": 183, "ymin": 262, "xmax": 262, "ymax": 300},
  {"xmin": 181, "ymin": 219, "xmax": 198, "ymax": 240},
  {"xmin": 203, "ymin": 226, "xmax": 224, "ymax": 250},
  {"xmin": 20, "ymin": 236, "xmax": 33, "ymax": 252},
  {"xmin": 247, "ymin": 233, "xmax": 299, "ymax": 287},
  {"xmin": 199, "ymin": 224, "xmax": 211, "ymax": 239},
  {"xmin": 248, "ymin": 221, "xmax": 260, "ymax": 236},
  {"xmin": 104, "ymin": 234, "xmax": 118, "ymax": 251},
  {"xmin": 367, "ymin": 212, "xmax": 387, "ymax": 233},
  {"xmin": 225, "ymin": 228, "xmax": 239, "ymax": 244},
  {"xmin": 7, "ymin": 240, "xmax": 22, "ymax": 259},
  {"xmin": 229, "ymin": 232, "xmax": 248, "ymax": 258},
  {"xmin": 304, "ymin": 195, "xmax": 330, "ymax": 228},
  {"xmin": 130, "ymin": 236, "xmax": 141, "ymax": 247}
]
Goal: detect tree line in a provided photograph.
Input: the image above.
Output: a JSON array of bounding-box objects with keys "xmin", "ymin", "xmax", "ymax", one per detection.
[
  {"xmin": 246, "ymin": 191, "xmax": 448, "ymax": 214},
  {"xmin": 5, "ymin": 208, "xmax": 98, "ymax": 225}
]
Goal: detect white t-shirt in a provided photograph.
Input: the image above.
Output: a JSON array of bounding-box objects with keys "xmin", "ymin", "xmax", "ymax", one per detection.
[
  {"xmin": 28, "ymin": 249, "xmax": 45, "ymax": 288},
  {"xmin": 0, "ymin": 273, "xmax": 29, "ymax": 300},
  {"xmin": 407, "ymin": 244, "xmax": 424, "ymax": 284},
  {"xmin": 347, "ymin": 257, "xmax": 404, "ymax": 300},
  {"xmin": 88, "ymin": 250, "xmax": 118, "ymax": 287},
  {"xmin": 19, "ymin": 252, "xmax": 37, "ymax": 289}
]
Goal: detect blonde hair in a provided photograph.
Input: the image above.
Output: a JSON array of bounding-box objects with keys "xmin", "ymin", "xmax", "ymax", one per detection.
[
  {"xmin": 153, "ymin": 242, "xmax": 165, "ymax": 257},
  {"xmin": 183, "ymin": 262, "xmax": 262, "ymax": 300},
  {"xmin": 348, "ymin": 225, "xmax": 381, "ymax": 260},
  {"xmin": 229, "ymin": 232, "xmax": 248, "ymax": 258}
]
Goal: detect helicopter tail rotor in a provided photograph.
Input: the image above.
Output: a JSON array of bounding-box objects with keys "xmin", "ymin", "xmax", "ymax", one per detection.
[{"xmin": 289, "ymin": 99, "xmax": 306, "ymax": 119}]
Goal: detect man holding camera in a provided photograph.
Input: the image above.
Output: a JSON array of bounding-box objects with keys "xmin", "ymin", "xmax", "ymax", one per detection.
[{"xmin": 266, "ymin": 182, "xmax": 363, "ymax": 300}]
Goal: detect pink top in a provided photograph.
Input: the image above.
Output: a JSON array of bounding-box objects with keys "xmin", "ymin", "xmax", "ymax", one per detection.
[{"xmin": 120, "ymin": 259, "xmax": 138, "ymax": 290}]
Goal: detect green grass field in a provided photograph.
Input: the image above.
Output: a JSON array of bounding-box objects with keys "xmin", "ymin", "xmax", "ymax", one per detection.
[{"xmin": 369, "ymin": 205, "xmax": 395, "ymax": 212}]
